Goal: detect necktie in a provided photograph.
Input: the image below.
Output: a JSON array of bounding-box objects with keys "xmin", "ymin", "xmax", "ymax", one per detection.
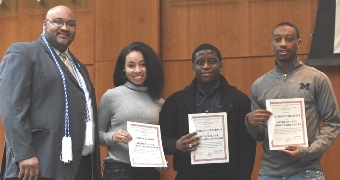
[{"xmin": 60, "ymin": 52, "xmax": 78, "ymax": 81}]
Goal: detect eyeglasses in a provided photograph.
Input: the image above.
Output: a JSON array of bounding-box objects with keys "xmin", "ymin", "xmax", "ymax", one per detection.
[{"xmin": 45, "ymin": 19, "xmax": 76, "ymax": 28}]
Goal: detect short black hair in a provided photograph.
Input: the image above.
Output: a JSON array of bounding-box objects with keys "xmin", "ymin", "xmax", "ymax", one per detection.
[
  {"xmin": 191, "ymin": 43, "xmax": 222, "ymax": 64},
  {"xmin": 113, "ymin": 42, "xmax": 164, "ymax": 100},
  {"xmin": 273, "ymin": 22, "xmax": 300, "ymax": 39}
]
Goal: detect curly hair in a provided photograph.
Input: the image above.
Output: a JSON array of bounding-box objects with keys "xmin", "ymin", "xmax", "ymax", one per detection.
[{"xmin": 113, "ymin": 42, "xmax": 164, "ymax": 100}]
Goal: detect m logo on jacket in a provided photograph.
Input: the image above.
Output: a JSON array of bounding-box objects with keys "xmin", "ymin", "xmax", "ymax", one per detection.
[{"xmin": 299, "ymin": 83, "xmax": 310, "ymax": 90}]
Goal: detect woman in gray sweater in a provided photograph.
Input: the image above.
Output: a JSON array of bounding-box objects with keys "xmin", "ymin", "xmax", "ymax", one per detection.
[{"xmin": 98, "ymin": 42, "xmax": 165, "ymax": 180}]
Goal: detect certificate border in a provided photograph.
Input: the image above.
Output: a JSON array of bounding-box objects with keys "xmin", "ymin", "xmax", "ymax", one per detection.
[
  {"xmin": 129, "ymin": 123, "xmax": 167, "ymax": 166},
  {"xmin": 191, "ymin": 114, "xmax": 228, "ymax": 162},
  {"xmin": 270, "ymin": 100, "xmax": 307, "ymax": 148}
]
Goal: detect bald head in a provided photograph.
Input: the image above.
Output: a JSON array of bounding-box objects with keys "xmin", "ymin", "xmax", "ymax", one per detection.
[
  {"xmin": 43, "ymin": 5, "xmax": 76, "ymax": 52},
  {"xmin": 46, "ymin": 5, "xmax": 76, "ymax": 21}
]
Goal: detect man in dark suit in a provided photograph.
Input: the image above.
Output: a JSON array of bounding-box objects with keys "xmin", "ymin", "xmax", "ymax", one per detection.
[{"xmin": 0, "ymin": 5, "xmax": 101, "ymax": 180}]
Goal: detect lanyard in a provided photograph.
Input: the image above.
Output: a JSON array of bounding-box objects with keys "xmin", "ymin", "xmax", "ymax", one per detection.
[{"xmin": 41, "ymin": 34, "xmax": 90, "ymax": 137}]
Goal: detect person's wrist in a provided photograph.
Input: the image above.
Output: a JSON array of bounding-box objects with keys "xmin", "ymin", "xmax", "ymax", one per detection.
[{"xmin": 245, "ymin": 113, "xmax": 256, "ymax": 127}]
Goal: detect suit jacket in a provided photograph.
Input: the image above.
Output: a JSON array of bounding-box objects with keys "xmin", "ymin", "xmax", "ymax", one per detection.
[{"xmin": 0, "ymin": 36, "xmax": 101, "ymax": 180}]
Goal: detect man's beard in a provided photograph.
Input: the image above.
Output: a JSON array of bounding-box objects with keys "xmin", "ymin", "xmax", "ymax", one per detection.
[{"xmin": 44, "ymin": 27, "xmax": 73, "ymax": 52}]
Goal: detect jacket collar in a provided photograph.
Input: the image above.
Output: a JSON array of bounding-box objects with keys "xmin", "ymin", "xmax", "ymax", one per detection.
[
  {"xmin": 183, "ymin": 75, "xmax": 236, "ymax": 114},
  {"xmin": 274, "ymin": 58, "xmax": 303, "ymax": 75}
]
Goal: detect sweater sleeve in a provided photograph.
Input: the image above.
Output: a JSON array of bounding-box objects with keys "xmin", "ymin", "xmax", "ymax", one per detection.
[
  {"xmin": 246, "ymin": 82, "xmax": 266, "ymax": 142},
  {"xmin": 300, "ymin": 73, "xmax": 340, "ymax": 162},
  {"xmin": 97, "ymin": 91, "xmax": 115, "ymax": 146}
]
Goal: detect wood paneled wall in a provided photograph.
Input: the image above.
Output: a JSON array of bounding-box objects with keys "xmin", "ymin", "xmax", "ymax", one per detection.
[
  {"xmin": 1, "ymin": 0, "xmax": 340, "ymax": 180},
  {"xmin": 94, "ymin": 0, "xmax": 160, "ymax": 102}
]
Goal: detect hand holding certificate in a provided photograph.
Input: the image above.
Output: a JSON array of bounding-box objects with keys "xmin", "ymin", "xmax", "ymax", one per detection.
[
  {"xmin": 127, "ymin": 121, "xmax": 167, "ymax": 167},
  {"xmin": 188, "ymin": 112, "xmax": 229, "ymax": 164},
  {"xmin": 266, "ymin": 98, "xmax": 308, "ymax": 150}
]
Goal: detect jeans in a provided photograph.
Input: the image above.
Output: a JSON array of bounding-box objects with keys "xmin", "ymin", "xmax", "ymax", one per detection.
[
  {"xmin": 103, "ymin": 162, "xmax": 159, "ymax": 180},
  {"xmin": 258, "ymin": 170, "xmax": 325, "ymax": 180}
]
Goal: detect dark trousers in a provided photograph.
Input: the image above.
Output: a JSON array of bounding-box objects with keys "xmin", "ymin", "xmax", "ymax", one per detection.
[
  {"xmin": 103, "ymin": 162, "xmax": 159, "ymax": 180},
  {"xmin": 6, "ymin": 155, "xmax": 93, "ymax": 180},
  {"xmin": 74, "ymin": 154, "xmax": 93, "ymax": 180},
  {"xmin": 4, "ymin": 155, "xmax": 93, "ymax": 180}
]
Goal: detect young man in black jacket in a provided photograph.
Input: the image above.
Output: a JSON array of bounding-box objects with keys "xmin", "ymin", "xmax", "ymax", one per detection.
[{"xmin": 159, "ymin": 43, "xmax": 256, "ymax": 180}]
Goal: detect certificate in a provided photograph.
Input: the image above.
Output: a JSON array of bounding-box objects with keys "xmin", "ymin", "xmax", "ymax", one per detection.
[
  {"xmin": 188, "ymin": 112, "xmax": 229, "ymax": 164},
  {"xmin": 127, "ymin": 121, "xmax": 167, "ymax": 167},
  {"xmin": 266, "ymin": 98, "xmax": 308, "ymax": 150}
]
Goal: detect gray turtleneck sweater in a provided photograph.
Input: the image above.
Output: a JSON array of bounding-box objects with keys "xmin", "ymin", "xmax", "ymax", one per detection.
[{"xmin": 98, "ymin": 81, "xmax": 164, "ymax": 164}]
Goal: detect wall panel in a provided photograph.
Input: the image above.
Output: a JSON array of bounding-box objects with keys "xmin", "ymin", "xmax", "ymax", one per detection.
[
  {"xmin": 94, "ymin": 61, "xmax": 115, "ymax": 105},
  {"xmin": 95, "ymin": 0, "xmax": 160, "ymax": 62},
  {"xmin": 0, "ymin": 0, "xmax": 95, "ymax": 64},
  {"xmin": 161, "ymin": 0, "xmax": 318, "ymax": 61}
]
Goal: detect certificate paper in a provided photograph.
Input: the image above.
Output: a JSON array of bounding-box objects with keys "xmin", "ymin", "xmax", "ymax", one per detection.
[
  {"xmin": 127, "ymin": 121, "xmax": 167, "ymax": 167},
  {"xmin": 266, "ymin": 98, "xmax": 308, "ymax": 150},
  {"xmin": 188, "ymin": 112, "xmax": 229, "ymax": 164}
]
